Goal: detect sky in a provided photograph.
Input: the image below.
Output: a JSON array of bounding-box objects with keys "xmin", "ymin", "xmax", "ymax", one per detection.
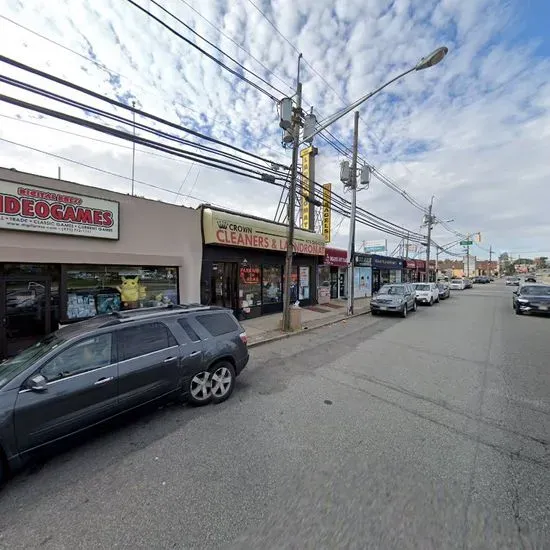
[{"xmin": 0, "ymin": 0, "xmax": 549, "ymax": 261}]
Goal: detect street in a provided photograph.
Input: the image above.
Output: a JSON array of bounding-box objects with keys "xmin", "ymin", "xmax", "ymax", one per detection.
[{"xmin": 0, "ymin": 281, "xmax": 548, "ymax": 549}]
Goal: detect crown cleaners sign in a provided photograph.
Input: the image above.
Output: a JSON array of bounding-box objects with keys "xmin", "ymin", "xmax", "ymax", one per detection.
[
  {"xmin": 203, "ymin": 208, "xmax": 325, "ymax": 256},
  {"xmin": 0, "ymin": 180, "xmax": 119, "ymax": 240}
]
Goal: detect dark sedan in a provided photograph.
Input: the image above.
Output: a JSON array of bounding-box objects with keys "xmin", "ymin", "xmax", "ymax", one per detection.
[
  {"xmin": 437, "ymin": 282, "xmax": 450, "ymax": 299},
  {"xmin": 512, "ymin": 284, "xmax": 550, "ymax": 315}
]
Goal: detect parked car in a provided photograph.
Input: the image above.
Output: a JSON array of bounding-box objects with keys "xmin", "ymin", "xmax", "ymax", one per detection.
[
  {"xmin": 464, "ymin": 278, "xmax": 473, "ymax": 289},
  {"xmin": 524, "ymin": 276, "xmax": 537, "ymax": 283},
  {"xmin": 414, "ymin": 282, "xmax": 440, "ymax": 305},
  {"xmin": 450, "ymin": 278, "xmax": 466, "ymax": 290},
  {"xmin": 506, "ymin": 276, "xmax": 520, "ymax": 286},
  {"xmin": 437, "ymin": 282, "xmax": 451, "ymax": 300},
  {"xmin": 370, "ymin": 283, "xmax": 417, "ymax": 318},
  {"xmin": 473, "ymin": 276, "xmax": 490, "ymax": 284},
  {"xmin": 0, "ymin": 304, "xmax": 249, "ymax": 485},
  {"xmin": 512, "ymin": 284, "xmax": 550, "ymax": 315}
]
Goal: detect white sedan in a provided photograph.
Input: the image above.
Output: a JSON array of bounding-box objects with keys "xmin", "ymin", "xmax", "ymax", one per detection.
[{"xmin": 414, "ymin": 282, "xmax": 440, "ymax": 306}]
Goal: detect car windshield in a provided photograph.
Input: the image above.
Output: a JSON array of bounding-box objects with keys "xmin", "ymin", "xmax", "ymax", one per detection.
[
  {"xmin": 521, "ymin": 286, "xmax": 550, "ymax": 296},
  {"xmin": 415, "ymin": 284, "xmax": 430, "ymax": 291},
  {"xmin": 0, "ymin": 333, "xmax": 65, "ymax": 389},
  {"xmin": 380, "ymin": 286, "xmax": 404, "ymax": 295}
]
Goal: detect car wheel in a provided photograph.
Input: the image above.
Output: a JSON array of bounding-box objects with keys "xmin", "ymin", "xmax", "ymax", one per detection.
[
  {"xmin": 429, "ymin": 298, "xmax": 433, "ymax": 306},
  {"xmin": 515, "ymin": 305, "xmax": 523, "ymax": 316},
  {"xmin": 186, "ymin": 371, "xmax": 213, "ymax": 406},
  {"xmin": 371, "ymin": 309, "xmax": 378, "ymax": 316},
  {"xmin": 401, "ymin": 305, "xmax": 408, "ymax": 318},
  {"xmin": 412, "ymin": 301, "xmax": 417, "ymax": 312},
  {"xmin": 209, "ymin": 361, "xmax": 236, "ymax": 404}
]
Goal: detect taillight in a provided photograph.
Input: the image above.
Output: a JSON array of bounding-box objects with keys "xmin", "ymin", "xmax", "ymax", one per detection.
[{"xmin": 239, "ymin": 331, "xmax": 248, "ymax": 345}]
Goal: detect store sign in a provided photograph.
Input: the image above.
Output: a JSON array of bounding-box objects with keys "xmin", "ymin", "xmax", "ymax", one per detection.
[
  {"xmin": 203, "ymin": 208, "xmax": 325, "ymax": 256},
  {"xmin": 371, "ymin": 255, "xmax": 403, "ymax": 270},
  {"xmin": 416, "ymin": 260, "xmax": 426, "ymax": 270},
  {"xmin": 324, "ymin": 247, "xmax": 348, "ymax": 267},
  {"xmin": 354, "ymin": 254, "xmax": 372, "ymax": 267},
  {"xmin": 0, "ymin": 180, "xmax": 119, "ymax": 240},
  {"xmin": 300, "ymin": 147, "xmax": 313, "ymax": 230},
  {"xmin": 405, "ymin": 260, "xmax": 417, "ymax": 269},
  {"xmin": 322, "ymin": 183, "xmax": 331, "ymax": 243}
]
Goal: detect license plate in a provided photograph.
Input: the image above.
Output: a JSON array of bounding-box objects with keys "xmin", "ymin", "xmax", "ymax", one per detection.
[
  {"xmin": 379, "ymin": 306, "xmax": 387, "ymax": 311},
  {"xmin": 540, "ymin": 306, "xmax": 548, "ymax": 311}
]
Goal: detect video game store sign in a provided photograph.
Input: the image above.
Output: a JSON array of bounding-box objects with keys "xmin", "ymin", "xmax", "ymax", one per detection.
[{"xmin": 0, "ymin": 180, "xmax": 119, "ymax": 240}]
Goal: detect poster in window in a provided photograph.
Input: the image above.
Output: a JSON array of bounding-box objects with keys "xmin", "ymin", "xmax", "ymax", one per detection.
[
  {"xmin": 353, "ymin": 267, "xmax": 372, "ymax": 298},
  {"xmin": 299, "ymin": 266, "xmax": 310, "ymax": 300},
  {"xmin": 67, "ymin": 293, "xmax": 97, "ymax": 319}
]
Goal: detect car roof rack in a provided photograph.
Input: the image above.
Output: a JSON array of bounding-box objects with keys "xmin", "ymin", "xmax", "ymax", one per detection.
[{"xmin": 107, "ymin": 303, "xmax": 214, "ymax": 323}]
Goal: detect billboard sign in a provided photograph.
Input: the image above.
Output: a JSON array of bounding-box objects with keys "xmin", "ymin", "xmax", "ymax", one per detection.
[
  {"xmin": 363, "ymin": 240, "xmax": 386, "ymax": 253},
  {"xmin": 0, "ymin": 180, "xmax": 119, "ymax": 240}
]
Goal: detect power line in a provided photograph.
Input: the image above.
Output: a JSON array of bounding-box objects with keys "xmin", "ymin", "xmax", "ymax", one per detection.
[
  {"xmin": 0, "ymin": 14, "xmax": 283, "ymax": 154},
  {"xmin": 126, "ymin": 0, "xmax": 280, "ymax": 102},
  {"xmin": 146, "ymin": 0, "xmax": 289, "ymax": 98},
  {"xmin": 176, "ymin": 0, "xmax": 294, "ymax": 95},
  {"xmin": 0, "ymin": 55, "xmax": 283, "ymax": 168},
  {"xmin": 0, "ymin": 137, "xmax": 224, "ymax": 207}
]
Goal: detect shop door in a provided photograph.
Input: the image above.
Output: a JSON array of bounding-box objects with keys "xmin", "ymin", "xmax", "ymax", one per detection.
[
  {"xmin": 211, "ymin": 263, "xmax": 239, "ymax": 313},
  {"xmin": 330, "ymin": 269, "xmax": 339, "ymax": 299},
  {"xmin": 0, "ymin": 276, "xmax": 51, "ymax": 360}
]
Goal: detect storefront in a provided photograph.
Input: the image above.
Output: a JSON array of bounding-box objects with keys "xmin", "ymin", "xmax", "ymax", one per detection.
[
  {"xmin": 200, "ymin": 206, "xmax": 325, "ymax": 320},
  {"xmin": 403, "ymin": 259, "xmax": 423, "ymax": 282},
  {"xmin": 319, "ymin": 247, "xmax": 348, "ymax": 302},
  {"xmin": 0, "ymin": 168, "xmax": 202, "ymax": 360},
  {"xmin": 355, "ymin": 253, "xmax": 403, "ymax": 293},
  {"xmin": 415, "ymin": 260, "xmax": 427, "ymax": 282}
]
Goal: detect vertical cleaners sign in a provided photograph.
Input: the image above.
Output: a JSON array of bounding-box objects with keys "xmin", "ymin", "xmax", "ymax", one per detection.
[
  {"xmin": 300, "ymin": 146, "xmax": 312, "ymax": 230},
  {"xmin": 322, "ymin": 183, "xmax": 331, "ymax": 243},
  {"xmin": 0, "ymin": 180, "xmax": 119, "ymax": 239}
]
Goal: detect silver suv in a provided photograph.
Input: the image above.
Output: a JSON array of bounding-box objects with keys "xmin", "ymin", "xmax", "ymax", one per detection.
[{"xmin": 371, "ymin": 283, "xmax": 417, "ymax": 318}]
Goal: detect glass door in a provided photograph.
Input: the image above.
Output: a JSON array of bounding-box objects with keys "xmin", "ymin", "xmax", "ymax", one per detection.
[
  {"xmin": 210, "ymin": 263, "xmax": 239, "ymax": 313},
  {"xmin": 0, "ymin": 277, "xmax": 52, "ymax": 360}
]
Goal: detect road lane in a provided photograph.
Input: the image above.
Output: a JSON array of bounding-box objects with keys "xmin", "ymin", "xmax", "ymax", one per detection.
[{"xmin": 0, "ymin": 281, "xmax": 547, "ymax": 549}]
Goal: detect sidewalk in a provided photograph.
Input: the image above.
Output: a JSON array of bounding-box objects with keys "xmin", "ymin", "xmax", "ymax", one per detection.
[{"xmin": 242, "ymin": 297, "xmax": 371, "ymax": 347}]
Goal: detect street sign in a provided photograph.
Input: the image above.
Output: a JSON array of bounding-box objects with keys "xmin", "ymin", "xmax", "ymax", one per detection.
[{"xmin": 460, "ymin": 240, "xmax": 473, "ymax": 246}]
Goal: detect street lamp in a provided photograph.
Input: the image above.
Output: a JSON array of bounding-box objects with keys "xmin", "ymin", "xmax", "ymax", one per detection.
[{"xmin": 280, "ymin": 46, "xmax": 449, "ymax": 330}]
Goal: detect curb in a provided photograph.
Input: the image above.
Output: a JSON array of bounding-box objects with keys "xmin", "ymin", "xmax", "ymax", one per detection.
[{"xmin": 247, "ymin": 307, "xmax": 372, "ymax": 348}]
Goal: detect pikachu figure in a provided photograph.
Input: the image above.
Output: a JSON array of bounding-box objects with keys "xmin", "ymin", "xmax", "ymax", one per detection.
[{"xmin": 117, "ymin": 276, "xmax": 143, "ymax": 308}]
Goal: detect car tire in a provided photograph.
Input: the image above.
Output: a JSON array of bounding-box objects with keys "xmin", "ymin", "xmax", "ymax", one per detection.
[
  {"xmin": 371, "ymin": 310, "xmax": 378, "ymax": 316},
  {"xmin": 429, "ymin": 298, "xmax": 433, "ymax": 306},
  {"xmin": 515, "ymin": 305, "xmax": 523, "ymax": 316},
  {"xmin": 412, "ymin": 301, "xmax": 417, "ymax": 312},
  {"xmin": 209, "ymin": 361, "xmax": 236, "ymax": 404},
  {"xmin": 401, "ymin": 305, "xmax": 407, "ymax": 318},
  {"xmin": 185, "ymin": 370, "xmax": 213, "ymax": 406}
]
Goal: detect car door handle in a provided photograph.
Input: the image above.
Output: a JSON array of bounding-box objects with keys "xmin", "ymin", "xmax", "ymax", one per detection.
[
  {"xmin": 189, "ymin": 351, "xmax": 201, "ymax": 357},
  {"xmin": 94, "ymin": 376, "xmax": 114, "ymax": 385},
  {"xmin": 163, "ymin": 356, "xmax": 177, "ymax": 363}
]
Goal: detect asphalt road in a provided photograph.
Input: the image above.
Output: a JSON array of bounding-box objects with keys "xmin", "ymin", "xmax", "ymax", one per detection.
[{"xmin": 0, "ymin": 281, "xmax": 548, "ymax": 549}]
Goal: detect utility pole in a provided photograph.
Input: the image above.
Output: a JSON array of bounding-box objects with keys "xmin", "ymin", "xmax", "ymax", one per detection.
[
  {"xmin": 425, "ymin": 196, "xmax": 434, "ymax": 282},
  {"xmin": 131, "ymin": 100, "xmax": 136, "ymax": 196},
  {"xmin": 489, "ymin": 245, "xmax": 493, "ymax": 276},
  {"xmin": 347, "ymin": 111, "xmax": 360, "ymax": 316},
  {"xmin": 405, "ymin": 233, "xmax": 409, "ymax": 259},
  {"xmin": 466, "ymin": 236, "xmax": 470, "ymax": 278},
  {"xmin": 281, "ymin": 55, "xmax": 303, "ymax": 332}
]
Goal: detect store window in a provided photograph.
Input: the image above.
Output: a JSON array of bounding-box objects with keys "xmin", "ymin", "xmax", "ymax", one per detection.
[
  {"xmin": 65, "ymin": 265, "xmax": 178, "ymax": 320},
  {"xmin": 262, "ymin": 265, "xmax": 282, "ymax": 304},
  {"xmin": 240, "ymin": 264, "xmax": 262, "ymax": 310}
]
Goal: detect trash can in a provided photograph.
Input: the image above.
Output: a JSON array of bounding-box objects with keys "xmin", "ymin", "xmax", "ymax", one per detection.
[{"xmin": 290, "ymin": 307, "xmax": 302, "ymax": 331}]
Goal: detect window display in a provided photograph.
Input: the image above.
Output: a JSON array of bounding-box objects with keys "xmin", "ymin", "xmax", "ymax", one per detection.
[
  {"xmin": 239, "ymin": 264, "xmax": 262, "ymax": 310},
  {"xmin": 66, "ymin": 265, "xmax": 178, "ymax": 320},
  {"xmin": 262, "ymin": 265, "xmax": 282, "ymax": 303},
  {"xmin": 299, "ymin": 266, "xmax": 310, "ymax": 300}
]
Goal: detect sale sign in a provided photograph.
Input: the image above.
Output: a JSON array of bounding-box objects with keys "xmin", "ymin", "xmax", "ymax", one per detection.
[{"xmin": 0, "ymin": 180, "xmax": 119, "ymax": 240}]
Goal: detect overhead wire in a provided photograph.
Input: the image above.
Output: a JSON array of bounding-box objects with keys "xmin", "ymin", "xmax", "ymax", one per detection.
[
  {"xmin": 0, "ymin": 58, "xmax": 428, "ymax": 241},
  {"xmin": 0, "ymin": 14, "xmax": 284, "ymax": 155},
  {"xmin": 126, "ymin": 0, "xmax": 281, "ymax": 102}
]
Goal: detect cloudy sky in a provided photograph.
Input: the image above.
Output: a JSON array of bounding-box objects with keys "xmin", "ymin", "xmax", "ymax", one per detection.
[{"xmin": 1, "ymin": 0, "xmax": 549, "ymax": 260}]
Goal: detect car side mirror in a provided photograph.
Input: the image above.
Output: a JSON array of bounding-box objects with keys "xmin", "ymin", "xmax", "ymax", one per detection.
[{"xmin": 27, "ymin": 374, "xmax": 47, "ymax": 392}]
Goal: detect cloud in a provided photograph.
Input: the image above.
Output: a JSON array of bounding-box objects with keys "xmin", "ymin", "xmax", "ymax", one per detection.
[{"xmin": 0, "ymin": 0, "xmax": 548, "ymax": 259}]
